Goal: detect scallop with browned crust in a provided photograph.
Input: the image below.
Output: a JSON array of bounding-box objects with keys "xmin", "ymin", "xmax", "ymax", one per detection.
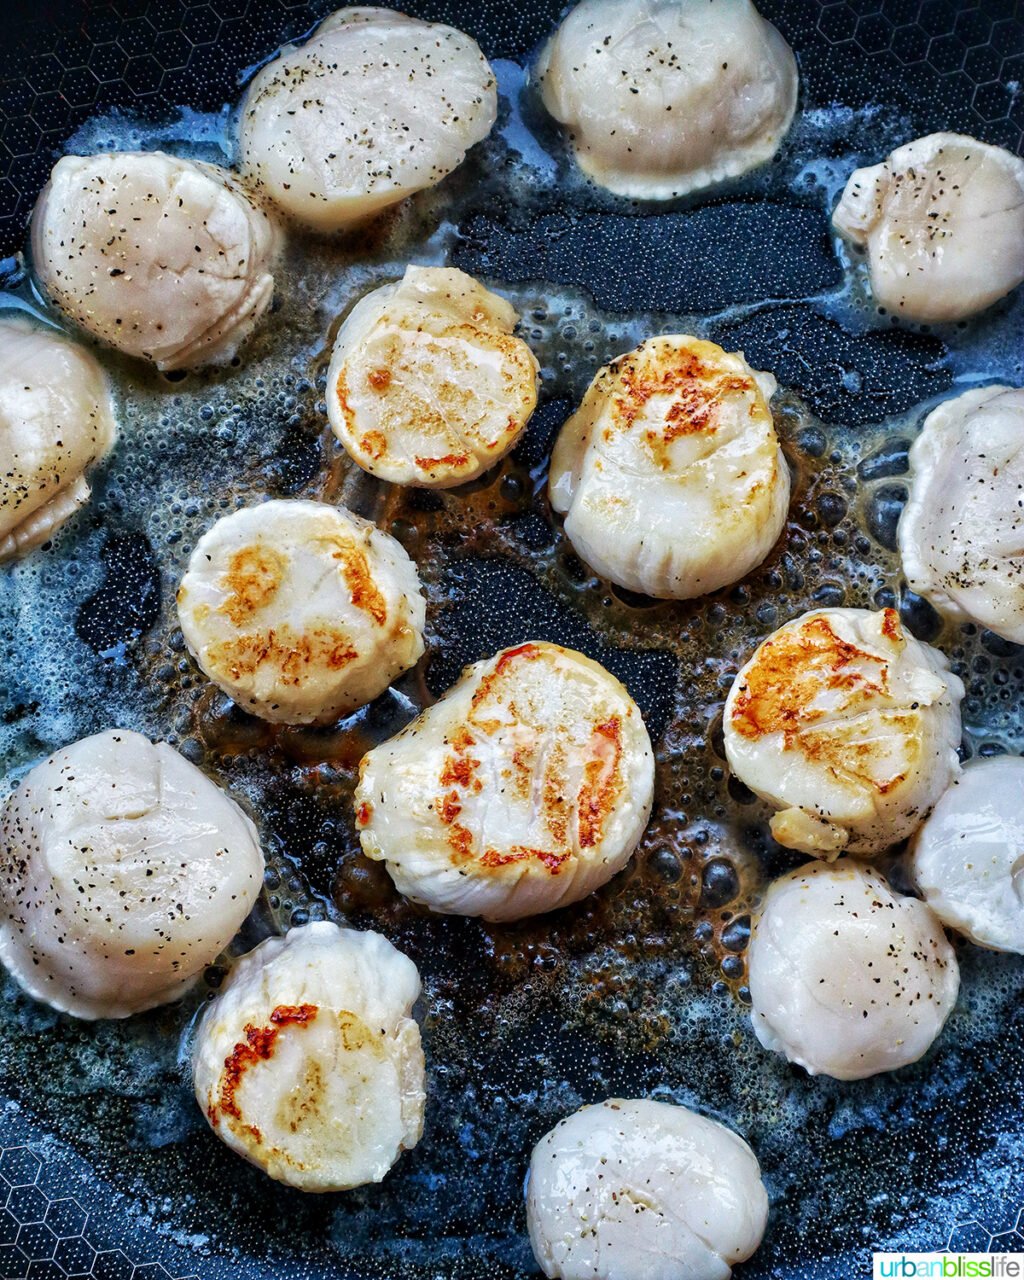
[
  {"xmin": 549, "ymin": 336, "xmax": 789, "ymax": 600},
  {"xmin": 327, "ymin": 266, "xmax": 539, "ymax": 488},
  {"xmin": 724, "ymin": 608, "xmax": 963, "ymax": 857},
  {"xmin": 355, "ymin": 641, "xmax": 654, "ymax": 922},
  {"xmin": 176, "ymin": 500, "xmax": 425, "ymax": 725},
  {"xmin": 192, "ymin": 921, "xmax": 425, "ymax": 1191}
]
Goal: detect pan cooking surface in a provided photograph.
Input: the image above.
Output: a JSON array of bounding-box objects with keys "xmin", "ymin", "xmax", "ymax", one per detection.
[{"xmin": 1, "ymin": 1, "xmax": 1024, "ymax": 1277}]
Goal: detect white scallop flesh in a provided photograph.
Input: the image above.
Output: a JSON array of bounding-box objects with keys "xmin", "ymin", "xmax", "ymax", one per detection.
[
  {"xmin": 747, "ymin": 860, "xmax": 959, "ymax": 1080},
  {"xmin": 355, "ymin": 641, "xmax": 654, "ymax": 922},
  {"xmin": 833, "ymin": 132, "xmax": 1024, "ymax": 323},
  {"xmin": 177, "ymin": 499, "xmax": 425, "ymax": 726},
  {"xmin": 536, "ymin": 0, "xmax": 798, "ymax": 200},
  {"xmin": 723, "ymin": 607, "xmax": 963, "ymax": 857},
  {"xmin": 526, "ymin": 1098, "xmax": 768, "ymax": 1280},
  {"xmin": 192, "ymin": 921, "xmax": 424, "ymax": 1192},
  {"xmin": 908, "ymin": 756, "xmax": 1024, "ymax": 954},
  {"xmin": 327, "ymin": 265, "xmax": 539, "ymax": 487},
  {"xmin": 31, "ymin": 151, "xmax": 280, "ymax": 370},
  {"xmin": 899, "ymin": 385, "xmax": 1024, "ymax": 645},
  {"xmin": 0, "ymin": 316, "xmax": 116, "ymax": 561},
  {"xmin": 0, "ymin": 729, "xmax": 264, "ymax": 1020},
  {"xmin": 238, "ymin": 7, "xmax": 498, "ymax": 231},
  {"xmin": 549, "ymin": 336, "xmax": 789, "ymax": 600}
]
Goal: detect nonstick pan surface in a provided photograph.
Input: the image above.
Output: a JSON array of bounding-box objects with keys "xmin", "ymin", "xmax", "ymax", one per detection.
[{"xmin": 1, "ymin": 1, "xmax": 1024, "ymax": 1277}]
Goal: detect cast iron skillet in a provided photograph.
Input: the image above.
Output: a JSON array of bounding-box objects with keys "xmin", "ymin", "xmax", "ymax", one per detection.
[{"xmin": 1, "ymin": 2, "xmax": 1024, "ymax": 1279}]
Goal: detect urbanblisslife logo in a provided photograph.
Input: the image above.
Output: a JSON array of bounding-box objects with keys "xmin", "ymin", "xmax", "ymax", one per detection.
[{"xmin": 874, "ymin": 1256, "xmax": 1024, "ymax": 1278}]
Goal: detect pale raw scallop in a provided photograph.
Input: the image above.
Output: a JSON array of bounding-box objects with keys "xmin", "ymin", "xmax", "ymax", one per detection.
[
  {"xmin": 536, "ymin": 0, "xmax": 798, "ymax": 199},
  {"xmin": 327, "ymin": 265, "xmax": 539, "ymax": 487},
  {"xmin": 238, "ymin": 7, "xmax": 497, "ymax": 230},
  {"xmin": 355, "ymin": 641, "xmax": 654, "ymax": 922},
  {"xmin": 909, "ymin": 756, "xmax": 1024, "ymax": 954},
  {"xmin": 899, "ymin": 386, "xmax": 1024, "ymax": 645},
  {"xmin": 0, "ymin": 729, "xmax": 264, "ymax": 1019},
  {"xmin": 723, "ymin": 607, "xmax": 963, "ymax": 857},
  {"xmin": 176, "ymin": 499, "xmax": 425, "ymax": 725},
  {"xmin": 31, "ymin": 151, "xmax": 279, "ymax": 371},
  {"xmin": 0, "ymin": 315, "xmax": 116, "ymax": 561},
  {"xmin": 549, "ymin": 336, "xmax": 789, "ymax": 599},
  {"xmin": 833, "ymin": 132, "xmax": 1024, "ymax": 323},
  {"xmin": 192, "ymin": 921, "xmax": 425, "ymax": 1192},
  {"xmin": 526, "ymin": 1098, "xmax": 768, "ymax": 1280},
  {"xmin": 747, "ymin": 861, "xmax": 959, "ymax": 1080}
]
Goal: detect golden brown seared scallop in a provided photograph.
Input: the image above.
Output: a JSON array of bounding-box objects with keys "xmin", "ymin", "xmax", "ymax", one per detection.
[
  {"xmin": 549, "ymin": 336, "xmax": 789, "ymax": 600},
  {"xmin": 723, "ymin": 607, "xmax": 963, "ymax": 857},
  {"xmin": 327, "ymin": 266, "xmax": 539, "ymax": 488},
  {"xmin": 355, "ymin": 641, "xmax": 654, "ymax": 921},
  {"xmin": 0, "ymin": 316, "xmax": 116, "ymax": 561},
  {"xmin": 176, "ymin": 499, "xmax": 425, "ymax": 725},
  {"xmin": 238, "ymin": 8, "xmax": 497, "ymax": 231},
  {"xmin": 192, "ymin": 922, "xmax": 425, "ymax": 1192},
  {"xmin": 31, "ymin": 151, "xmax": 280, "ymax": 370}
]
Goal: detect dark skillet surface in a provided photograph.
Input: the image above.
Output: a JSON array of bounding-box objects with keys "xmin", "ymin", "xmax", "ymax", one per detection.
[{"xmin": 1, "ymin": 2, "xmax": 1024, "ymax": 1278}]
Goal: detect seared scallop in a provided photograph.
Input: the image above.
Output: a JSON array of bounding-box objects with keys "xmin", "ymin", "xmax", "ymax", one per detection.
[
  {"xmin": 355, "ymin": 641, "xmax": 654, "ymax": 922},
  {"xmin": 327, "ymin": 266, "xmax": 539, "ymax": 488},
  {"xmin": 899, "ymin": 386, "xmax": 1024, "ymax": 645},
  {"xmin": 192, "ymin": 921, "xmax": 425, "ymax": 1192},
  {"xmin": 526, "ymin": 1098, "xmax": 768, "ymax": 1280},
  {"xmin": 549, "ymin": 336, "xmax": 789, "ymax": 600},
  {"xmin": 748, "ymin": 861, "xmax": 959, "ymax": 1080},
  {"xmin": 536, "ymin": 0, "xmax": 798, "ymax": 200},
  {"xmin": 724, "ymin": 608, "xmax": 963, "ymax": 857},
  {"xmin": 177, "ymin": 500, "xmax": 425, "ymax": 725},
  {"xmin": 833, "ymin": 133, "xmax": 1024, "ymax": 323},
  {"xmin": 0, "ymin": 315, "xmax": 116, "ymax": 561},
  {"xmin": 909, "ymin": 757, "xmax": 1024, "ymax": 954},
  {"xmin": 238, "ymin": 8, "xmax": 497, "ymax": 231},
  {"xmin": 31, "ymin": 151, "xmax": 279, "ymax": 371},
  {"xmin": 0, "ymin": 729, "xmax": 264, "ymax": 1020}
]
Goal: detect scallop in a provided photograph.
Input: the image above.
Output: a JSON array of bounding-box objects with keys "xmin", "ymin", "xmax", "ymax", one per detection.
[
  {"xmin": 526, "ymin": 1098, "xmax": 768, "ymax": 1280},
  {"xmin": 833, "ymin": 132, "xmax": 1024, "ymax": 323},
  {"xmin": 549, "ymin": 336, "xmax": 789, "ymax": 600},
  {"xmin": 0, "ymin": 729, "xmax": 264, "ymax": 1020},
  {"xmin": 31, "ymin": 151, "xmax": 280, "ymax": 371},
  {"xmin": 908, "ymin": 756, "xmax": 1024, "ymax": 954},
  {"xmin": 176, "ymin": 499, "xmax": 425, "ymax": 725},
  {"xmin": 899, "ymin": 386, "xmax": 1024, "ymax": 645},
  {"xmin": 536, "ymin": 0, "xmax": 798, "ymax": 200},
  {"xmin": 355, "ymin": 641, "xmax": 654, "ymax": 922},
  {"xmin": 723, "ymin": 608, "xmax": 963, "ymax": 857},
  {"xmin": 326, "ymin": 265, "xmax": 539, "ymax": 488},
  {"xmin": 192, "ymin": 921, "xmax": 424, "ymax": 1192},
  {"xmin": 238, "ymin": 7, "xmax": 497, "ymax": 231},
  {"xmin": 0, "ymin": 315, "xmax": 116, "ymax": 561},
  {"xmin": 748, "ymin": 860, "xmax": 959, "ymax": 1080}
]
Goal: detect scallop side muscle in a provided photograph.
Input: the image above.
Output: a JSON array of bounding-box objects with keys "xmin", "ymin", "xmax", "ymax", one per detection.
[
  {"xmin": 176, "ymin": 499, "xmax": 425, "ymax": 725},
  {"xmin": 526, "ymin": 1098, "xmax": 768, "ymax": 1280},
  {"xmin": 537, "ymin": 0, "xmax": 798, "ymax": 200},
  {"xmin": 327, "ymin": 265, "xmax": 539, "ymax": 488},
  {"xmin": 909, "ymin": 756, "xmax": 1024, "ymax": 954},
  {"xmin": 747, "ymin": 860, "xmax": 959, "ymax": 1080},
  {"xmin": 31, "ymin": 151, "xmax": 280, "ymax": 371},
  {"xmin": 0, "ymin": 316, "xmax": 116, "ymax": 561},
  {"xmin": 355, "ymin": 641, "xmax": 654, "ymax": 922},
  {"xmin": 0, "ymin": 729, "xmax": 264, "ymax": 1020},
  {"xmin": 192, "ymin": 921, "xmax": 425, "ymax": 1192},
  {"xmin": 238, "ymin": 7, "xmax": 497, "ymax": 231},
  {"xmin": 724, "ymin": 607, "xmax": 963, "ymax": 856},
  {"xmin": 549, "ymin": 336, "xmax": 789, "ymax": 600},
  {"xmin": 833, "ymin": 132, "xmax": 1024, "ymax": 323},
  {"xmin": 899, "ymin": 386, "xmax": 1024, "ymax": 645}
]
